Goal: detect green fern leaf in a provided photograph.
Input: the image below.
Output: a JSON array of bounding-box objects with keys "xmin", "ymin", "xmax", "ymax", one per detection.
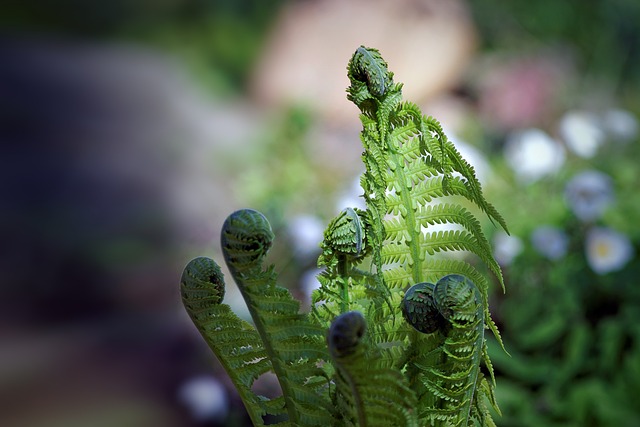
[
  {"xmin": 345, "ymin": 46, "xmax": 507, "ymax": 426},
  {"xmin": 328, "ymin": 311, "xmax": 418, "ymax": 427},
  {"xmin": 182, "ymin": 45, "xmax": 508, "ymax": 427},
  {"xmin": 180, "ymin": 257, "xmax": 286, "ymax": 425},
  {"xmin": 403, "ymin": 275, "xmax": 497, "ymax": 426},
  {"xmin": 221, "ymin": 209, "xmax": 334, "ymax": 426}
]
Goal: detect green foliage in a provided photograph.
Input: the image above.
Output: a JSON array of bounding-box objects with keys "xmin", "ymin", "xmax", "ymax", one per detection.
[
  {"xmin": 403, "ymin": 275, "xmax": 499, "ymax": 427},
  {"xmin": 328, "ymin": 311, "xmax": 419, "ymax": 426},
  {"xmin": 181, "ymin": 46, "xmax": 507, "ymax": 426},
  {"xmin": 483, "ymin": 114, "xmax": 640, "ymax": 426},
  {"xmin": 468, "ymin": 0, "xmax": 640, "ymax": 92},
  {"xmin": 181, "ymin": 256, "xmax": 281, "ymax": 426}
]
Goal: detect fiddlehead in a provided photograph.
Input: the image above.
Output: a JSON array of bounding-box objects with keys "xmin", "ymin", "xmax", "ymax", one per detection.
[
  {"xmin": 321, "ymin": 208, "xmax": 370, "ymax": 260},
  {"xmin": 180, "ymin": 257, "xmax": 283, "ymax": 426},
  {"xmin": 328, "ymin": 311, "xmax": 368, "ymax": 359},
  {"xmin": 220, "ymin": 209, "xmax": 333, "ymax": 426},
  {"xmin": 401, "ymin": 281, "xmax": 445, "ymax": 335},
  {"xmin": 221, "ymin": 208, "xmax": 274, "ymax": 275},
  {"xmin": 347, "ymin": 46, "xmax": 394, "ymax": 103},
  {"xmin": 328, "ymin": 311, "xmax": 418, "ymax": 427},
  {"xmin": 312, "ymin": 208, "xmax": 376, "ymax": 326},
  {"xmin": 181, "ymin": 256, "xmax": 225, "ymax": 306},
  {"xmin": 433, "ymin": 274, "xmax": 482, "ymax": 324},
  {"xmin": 401, "ymin": 274, "xmax": 499, "ymax": 426}
]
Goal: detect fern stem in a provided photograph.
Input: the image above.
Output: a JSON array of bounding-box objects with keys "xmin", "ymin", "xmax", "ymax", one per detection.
[
  {"xmin": 387, "ymin": 150, "xmax": 423, "ymax": 286},
  {"xmin": 343, "ymin": 365, "xmax": 368, "ymax": 427},
  {"xmin": 337, "ymin": 258, "xmax": 351, "ymax": 313}
]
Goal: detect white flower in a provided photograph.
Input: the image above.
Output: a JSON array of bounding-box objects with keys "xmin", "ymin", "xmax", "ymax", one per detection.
[
  {"xmin": 288, "ymin": 215, "xmax": 324, "ymax": 259},
  {"xmin": 559, "ymin": 111, "xmax": 605, "ymax": 158},
  {"xmin": 601, "ymin": 109, "xmax": 638, "ymax": 142},
  {"xmin": 585, "ymin": 227, "xmax": 634, "ymax": 274},
  {"xmin": 178, "ymin": 375, "xmax": 229, "ymax": 421},
  {"xmin": 531, "ymin": 226, "xmax": 569, "ymax": 260},
  {"xmin": 493, "ymin": 231, "xmax": 523, "ymax": 266},
  {"xmin": 504, "ymin": 128, "xmax": 565, "ymax": 183},
  {"xmin": 564, "ymin": 170, "xmax": 614, "ymax": 222}
]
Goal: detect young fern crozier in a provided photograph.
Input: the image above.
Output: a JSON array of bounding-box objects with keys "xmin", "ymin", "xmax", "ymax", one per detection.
[
  {"xmin": 328, "ymin": 311, "xmax": 419, "ymax": 427},
  {"xmin": 402, "ymin": 275, "xmax": 499, "ymax": 426},
  {"xmin": 180, "ymin": 46, "xmax": 508, "ymax": 426}
]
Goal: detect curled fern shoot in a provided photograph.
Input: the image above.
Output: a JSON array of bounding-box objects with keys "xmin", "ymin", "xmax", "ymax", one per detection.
[
  {"xmin": 402, "ymin": 282, "xmax": 445, "ymax": 334},
  {"xmin": 312, "ymin": 208, "xmax": 375, "ymax": 326},
  {"xmin": 402, "ymin": 275, "xmax": 499, "ymax": 426},
  {"xmin": 328, "ymin": 311, "xmax": 418, "ymax": 427},
  {"xmin": 221, "ymin": 209, "xmax": 333, "ymax": 426},
  {"xmin": 180, "ymin": 257, "xmax": 283, "ymax": 425}
]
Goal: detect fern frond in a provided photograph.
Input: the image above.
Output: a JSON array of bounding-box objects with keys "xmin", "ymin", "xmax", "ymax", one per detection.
[
  {"xmin": 328, "ymin": 311, "xmax": 419, "ymax": 427},
  {"xmin": 312, "ymin": 207, "xmax": 378, "ymax": 330},
  {"xmin": 183, "ymin": 46, "xmax": 508, "ymax": 427},
  {"xmin": 416, "ymin": 204, "xmax": 487, "ymax": 247},
  {"xmin": 402, "ymin": 275, "xmax": 498, "ymax": 427},
  {"xmin": 344, "ymin": 46, "xmax": 507, "ymax": 427},
  {"xmin": 441, "ymin": 138, "xmax": 509, "ymax": 234},
  {"xmin": 347, "ymin": 46, "xmax": 394, "ymax": 99},
  {"xmin": 380, "ymin": 243, "xmax": 413, "ymax": 268},
  {"xmin": 420, "ymin": 116, "xmax": 450, "ymax": 175},
  {"xmin": 180, "ymin": 257, "xmax": 285, "ymax": 425},
  {"xmin": 419, "ymin": 229, "xmax": 502, "ymax": 284},
  {"xmin": 221, "ymin": 209, "xmax": 333, "ymax": 426}
]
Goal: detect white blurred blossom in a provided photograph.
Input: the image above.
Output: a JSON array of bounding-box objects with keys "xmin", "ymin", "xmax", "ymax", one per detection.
[
  {"xmin": 178, "ymin": 375, "xmax": 229, "ymax": 421},
  {"xmin": 300, "ymin": 267, "xmax": 322, "ymax": 300},
  {"xmin": 564, "ymin": 170, "xmax": 614, "ymax": 222},
  {"xmin": 531, "ymin": 226, "xmax": 569, "ymax": 260},
  {"xmin": 336, "ymin": 174, "xmax": 366, "ymax": 211},
  {"xmin": 504, "ymin": 128, "xmax": 565, "ymax": 183},
  {"xmin": 288, "ymin": 214, "xmax": 324, "ymax": 259},
  {"xmin": 585, "ymin": 227, "xmax": 634, "ymax": 274},
  {"xmin": 601, "ymin": 109, "xmax": 639, "ymax": 142},
  {"xmin": 559, "ymin": 111, "xmax": 605, "ymax": 158},
  {"xmin": 493, "ymin": 231, "xmax": 523, "ymax": 266}
]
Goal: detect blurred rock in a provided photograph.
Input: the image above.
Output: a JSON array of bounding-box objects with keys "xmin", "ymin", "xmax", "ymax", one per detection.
[
  {"xmin": 251, "ymin": 0, "xmax": 476, "ymax": 125},
  {"xmin": 0, "ymin": 37, "xmax": 264, "ymax": 324}
]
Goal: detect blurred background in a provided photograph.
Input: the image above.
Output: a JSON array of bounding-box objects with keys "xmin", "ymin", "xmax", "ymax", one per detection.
[{"xmin": 1, "ymin": 0, "xmax": 639, "ymax": 426}]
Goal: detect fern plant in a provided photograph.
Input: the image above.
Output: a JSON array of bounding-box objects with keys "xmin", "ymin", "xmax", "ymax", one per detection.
[{"xmin": 180, "ymin": 46, "xmax": 509, "ymax": 426}]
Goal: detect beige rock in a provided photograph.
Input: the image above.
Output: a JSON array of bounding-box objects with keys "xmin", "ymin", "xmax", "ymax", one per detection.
[{"xmin": 251, "ymin": 0, "xmax": 477, "ymax": 125}]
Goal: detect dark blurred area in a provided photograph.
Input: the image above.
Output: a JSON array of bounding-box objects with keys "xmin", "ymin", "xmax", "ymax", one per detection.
[
  {"xmin": 0, "ymin": 1, "xmax": 284, "ymax": 426},
  {"xmin": 0, "ymin": 38, "xmax": 242, "ymax": 427},
  {"xmin": 1, "ymin": 0, "xmax": 639, "ymax": 426}
]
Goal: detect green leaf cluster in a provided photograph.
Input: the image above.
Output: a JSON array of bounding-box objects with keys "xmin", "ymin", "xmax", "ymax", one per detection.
[{"xmin": 180, "ymin": 46, "xmax": 508, "ymax": 426}]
